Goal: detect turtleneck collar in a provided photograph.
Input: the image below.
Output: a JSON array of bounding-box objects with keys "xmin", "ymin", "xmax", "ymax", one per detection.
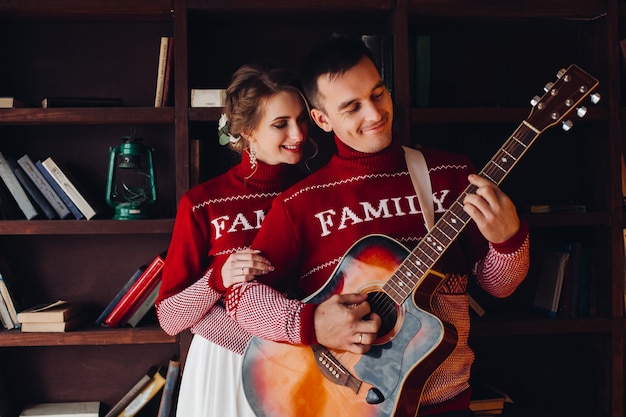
[
  {"xmin": 232, "ymin": 149, "xmax": 300, "ymax": 191},
  {"xmin": 332, "ymin": 134, "xmax": 405, "ymax": 173}
]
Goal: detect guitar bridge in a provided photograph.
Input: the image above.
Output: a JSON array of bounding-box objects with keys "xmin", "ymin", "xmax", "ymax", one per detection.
[{"xmin": 311, "ymin": 344, "xmax": 362, "ymax": 394}]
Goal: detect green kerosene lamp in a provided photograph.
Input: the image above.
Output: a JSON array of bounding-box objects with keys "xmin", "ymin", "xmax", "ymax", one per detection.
[{"xmin": 105, "ymin": 131, "xmax": 156, "ymax": 220}]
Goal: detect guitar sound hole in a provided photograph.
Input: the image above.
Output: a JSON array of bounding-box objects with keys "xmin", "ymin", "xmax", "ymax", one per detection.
[{"xmin": 366, "ymin": 291, "xmax": 398, "ymax": 338}]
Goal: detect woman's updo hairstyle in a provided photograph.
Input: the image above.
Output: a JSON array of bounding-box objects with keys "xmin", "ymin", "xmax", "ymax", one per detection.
[{"xmin": 224, "ymin": 63, "xmax": 308, "ymax": 154}]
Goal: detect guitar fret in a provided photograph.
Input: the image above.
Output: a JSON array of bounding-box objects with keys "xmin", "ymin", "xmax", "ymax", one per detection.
[
  {"xmin": 489, "ymin": 159, "xmax": 507, "ymax": 174},
  {"xmin": 511, "ymin": 134, "xmax": 528, "ymax": 148}
]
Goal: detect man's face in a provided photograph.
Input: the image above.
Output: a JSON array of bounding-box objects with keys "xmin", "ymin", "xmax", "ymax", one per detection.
[{"xmin": 311, "ymin": 56, "xmax": 393, "ymax": 153}]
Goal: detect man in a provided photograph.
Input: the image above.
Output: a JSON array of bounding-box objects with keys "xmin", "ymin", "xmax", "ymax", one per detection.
[{"xmin": 221, "ymin": 36, "xmax": 529, "ymax": 416}]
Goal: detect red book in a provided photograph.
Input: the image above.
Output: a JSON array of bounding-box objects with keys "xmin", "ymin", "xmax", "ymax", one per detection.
[{"xmin": 104, "ymin": 254, "xmax": 165, "ymax": 327}]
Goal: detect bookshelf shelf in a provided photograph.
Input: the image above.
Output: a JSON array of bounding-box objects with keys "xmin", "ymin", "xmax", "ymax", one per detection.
[
  {"xmin": 0, "ymin": 219, "xmax": 174, "ymax": 235},
  {"xmin": 0, "ymin": 108, "xmax": 174, "ymax": 126},
  {"xmin": 0, "ymin": 326, "xmax": 175, "ymax": 347}
]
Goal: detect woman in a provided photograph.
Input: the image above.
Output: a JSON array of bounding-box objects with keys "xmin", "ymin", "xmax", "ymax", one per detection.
[{"xmin": 155, "ymin": 63, "xmax": 311, "ymax": 416}]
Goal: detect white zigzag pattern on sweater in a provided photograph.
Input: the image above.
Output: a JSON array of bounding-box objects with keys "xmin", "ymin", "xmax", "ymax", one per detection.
[
  {"xmin": 429, "ymin": 163, "xmax": 468, "ymax": 172},
  {"xmin": 213, "ymin": 246, "xmax": 249, "ymax": 257},
  {"xmin": 284, "ymin": 172, "xmax": 407, "ymax": 202},
  {"xmin": 299, "ymin": 257, "xmax": 342, "ymax": 281},
  {"xmin": 192, "ymin": 192, "xmax": 281, "ymax": 211}
]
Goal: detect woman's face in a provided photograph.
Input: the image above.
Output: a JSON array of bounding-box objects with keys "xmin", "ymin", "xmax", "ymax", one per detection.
[{"xmin": 247, "ymin": 91, "xmax": 309, "ymax": 166}]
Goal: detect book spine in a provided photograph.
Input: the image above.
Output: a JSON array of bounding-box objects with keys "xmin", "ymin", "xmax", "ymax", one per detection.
[
  {"xmin": 120, "ymin": 370, "xmax": 166, "ymax": 417},
  {"xmin": 95, "ymin": 266, "xmax": 147, "ymax": 325},
  {"xmin": 41, "ymin": 97, "xmax": 123, "ymax": 108},
  {"xmin": 40, "ymin": 157, "xmax": 97, "ymax": 220},
  {"xmin": 0, "ymin": 274, "xmax": 19, "ymax": 328},
  {"xmin": 104, "ymin": 255, "xmax": 165, "ymax": 327},
  {"xmin": 0, "ymin": 295, "xmax": 14, "ymax": 329},
  {"xmin": 35, "ymin": 160, "xmax": 84, "ymax": 220},
  {"xmin": 12, "ymin": 163, "xmax": 57, "ymax": 219},
  {"xmin": 157, "ymin": 358, "xmax": 180, "ymax": 417},
  {"xmin": 154, "ymin": 36, "xmax": 169, "ymax": 107},
  {"xmin": 18, "ymin": 154, "xmax": 71, "ymax": 219},
  {"xmin": 161, "ymin": 36, "xmax": 174, "ymax": 107},
  {"xmin": 125, "ymin": 281, "xmax": 161, "ymax": 327},
  {"xmin": 104, "ymin": 367, "xmax": 157, "ymax": 417},
  {"xmin": 0, "ymin": 152, "xmax": 38, "ymax": 219}
]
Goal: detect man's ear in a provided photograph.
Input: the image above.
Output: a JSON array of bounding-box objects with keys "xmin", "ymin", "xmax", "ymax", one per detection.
[{"xmin": 310, "ymin": 108, "xmax": 333, "ymax": 133}]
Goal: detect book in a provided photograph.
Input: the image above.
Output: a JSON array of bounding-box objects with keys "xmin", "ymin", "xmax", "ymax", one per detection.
[
  {"xmin": 95, "ymin": 265, "xmax": 147, "ymax": 326},
  {"xmin": 41, "ymin": 97, "xmax": 123, "ymax": 108},
  {"xmin": 35, "ymin": 160, "xmax": 84, "ymax": 220},
  {"xmin": 157, "ymin": 357, "xmax": 180, "ymax": 417},
  {"xmin": 0, "ymin": 295, "xmax": 14, "ymax": 329},
  {"xmin": 20, "ymin": 314, "xmax": 84, "ymax": 332},
  {"xmin": 361, "ymin": 33, "xmax": 393, "ymax": 93},
  {"xmin": 104, "ymin": 253, "xmax": 165, "ymax": 328},
  {"xmin": 0, "ymin": 273, "xmax": 19, "ymax": 329},
  {"xmin": 533, "ymin": 244, "xmax": 572, "ymax": 317},
  {"xmin": 11, "ymin": 160, "xmax": 57, "ymax": 219},
  {"xmin": 0, "ymin": 97, "xmax": 29, "ymax": 108},
  {"xmin": 104, "ymin": 367, "xmax": 159, "ymax": 417},
  {"xmin": 0, "ymin": 152, "xmax": 39, "ymax": 219},
  {"xmin": 126, "ymin": 281, "xmax": 160, "ymax": 327},
  {"xmin": 39, "ymin": 157, "xmax": 98, "ymax": 220},
  {"xmin": 161, "ymin": 36, "xmax": 174, "ymax": 107},
  {"xmin": 19, "ymin": 401, "xmax": 100, "ymax": 417},
  {"xmin": 190, "ymin": 89, "xmax": 226, "ymax": 107},
  {"xmin": 469, "ymin": 384, "xmax": 512, "ymax": 414},
  {"xmin": 154, "ymin": 36, "xmax": 170, "ymax": 107},
  {"xmin": 119, "ymin": 368, "xmax": 166, "ymax": 417},
  {"xmin": 17, "ymin": 154, "xmax": 71, "ymax": 219},
  {"xmin": 17, "ymin": 300, "xmax": 81, "ymax": 323},
  {"xmin": 0, "ymin": 256, "xmax": 24, "ymax": 329}
]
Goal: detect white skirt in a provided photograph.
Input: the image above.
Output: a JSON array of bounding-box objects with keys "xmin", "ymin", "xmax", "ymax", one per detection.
[{"xmin": 176, "ymin": 334, "xmax": 256, "ymax": 417}]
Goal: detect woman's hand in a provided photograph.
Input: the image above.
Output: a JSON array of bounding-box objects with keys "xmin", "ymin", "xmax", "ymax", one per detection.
[{"xmin": 221, "ymin": 248, "xmax": 274, "ymax": 288}]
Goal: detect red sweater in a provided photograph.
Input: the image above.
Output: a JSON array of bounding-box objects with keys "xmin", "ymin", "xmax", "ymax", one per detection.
[
  {"xmin": 225, "ymin": 137, "xmax": 529, "ymax": 410},
  {"xmin": 156, "ymin": 151, "xmax": 306, "ymax": 354}
]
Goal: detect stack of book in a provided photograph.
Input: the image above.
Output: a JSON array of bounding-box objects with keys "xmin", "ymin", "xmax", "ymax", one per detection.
[
  {"xmin": 17, "ymin": 300, "xmax": 84, "ymax": 333},
  {"xmin": 0, "ymin": 152, "xmax": 99, "ymax": 221},
  {"xmin": 96, "ymin": 252, "xmax": 166, "ymax": 328}
]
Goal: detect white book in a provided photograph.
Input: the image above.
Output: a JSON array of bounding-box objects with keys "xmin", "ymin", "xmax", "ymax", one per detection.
[
  {"xmin": 0, "ymin": 294, "xmax": 14, "ymax": 329},
  {"xmin": 20, "ymin": 401, "xmax": 100, "ymax": 417},
  {"xmin": 39, "ymin": 157, "xmax": 97, "ymax": 220},
  {"xmin": 0, "ymin": 273, "xmax": 19, "ymax": 328},
  {"xmin": 0, "ymin": 152, "xmax": 38, "ymax": 219},
  {"xmin": 154, "ymin": 36, "xmax": 169, "ymax": 107},
  {"xmin": 17, "ymin": 154, "xmax": 71, "ymax": 219}
]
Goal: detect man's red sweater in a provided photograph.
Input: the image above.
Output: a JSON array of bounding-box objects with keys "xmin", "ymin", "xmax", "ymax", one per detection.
[{"xmin": 225, "ymin": 137, "xmax": 529, "ymax": 410}]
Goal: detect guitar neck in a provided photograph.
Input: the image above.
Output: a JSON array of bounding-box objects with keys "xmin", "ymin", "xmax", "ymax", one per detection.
[{"xmin": 383, "ymin": 122, "xmax": 540, "ymax": 305}]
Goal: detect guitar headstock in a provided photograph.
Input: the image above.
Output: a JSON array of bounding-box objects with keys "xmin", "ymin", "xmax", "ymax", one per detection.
[{"xmin": 526, "ymin": 64, "xmax": 600, "ymax": 133}]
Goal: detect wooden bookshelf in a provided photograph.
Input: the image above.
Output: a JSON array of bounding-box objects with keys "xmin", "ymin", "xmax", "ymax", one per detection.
[{"xmin": 0, "ymin": 0, "xmax": 624, "ymax": 416}]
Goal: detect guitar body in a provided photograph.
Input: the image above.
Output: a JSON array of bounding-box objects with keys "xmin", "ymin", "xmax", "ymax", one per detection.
[{"xmin": 242, "ymin": 234, "xmax": 458, "ymax": 417}]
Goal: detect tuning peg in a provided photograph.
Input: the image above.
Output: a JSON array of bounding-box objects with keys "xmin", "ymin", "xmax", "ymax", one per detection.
[
  {"xmin": 544, "ymin": 82, "xmax": 554, "ymax": 92},
  {"xmin": 576, "ymin": 106, "xmax": 587, "ymax": 118},
  {"xmin": 562, "ymin": 120, "xmax": 573, "ymax": 131},
  {"xmin": 590, "ymin": 93, "xmax": 601, "ymax": 104},
  {"xmin": 557, "ymin": 68, "xmax": 566, "ymax": 78},
  {"xmin": 530, "ymin": 95, "xmax": 541, "ymax": 106}
]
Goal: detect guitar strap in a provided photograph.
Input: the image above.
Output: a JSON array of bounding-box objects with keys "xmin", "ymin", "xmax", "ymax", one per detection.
[{"xmin": 403, "ymin": 146, "xmax": 435, "ymax": 231}]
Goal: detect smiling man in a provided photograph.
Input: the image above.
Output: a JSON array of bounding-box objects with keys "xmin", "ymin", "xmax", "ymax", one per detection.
[{"xmin": 223, "ymin": 36, "xmax": 529, "ymax": 417}]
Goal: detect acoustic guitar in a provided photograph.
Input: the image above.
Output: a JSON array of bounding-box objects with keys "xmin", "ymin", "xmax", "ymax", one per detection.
[{"xmin": 242, "ymin": 65, "xmax": 600, "ymax": 417}]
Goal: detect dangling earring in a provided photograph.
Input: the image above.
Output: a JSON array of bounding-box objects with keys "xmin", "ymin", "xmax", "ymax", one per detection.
[{"xmin": 249, "ymin": 144, "xmax": 257, "ymax": 169}]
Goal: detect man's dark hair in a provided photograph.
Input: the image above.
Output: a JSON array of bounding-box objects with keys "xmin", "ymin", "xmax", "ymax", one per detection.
[{"xmin": 300, "ymin": 35, "xmax": 375, "ymax": 110}]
